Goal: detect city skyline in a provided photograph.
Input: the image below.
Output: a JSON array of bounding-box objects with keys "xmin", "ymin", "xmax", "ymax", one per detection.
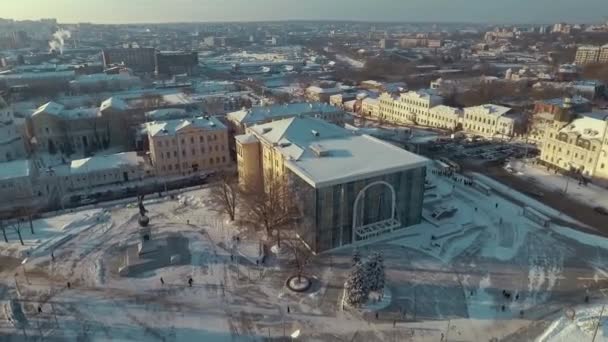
[{"xmin": 2, "ymin": 0, "xmax": 608, "ymax": 25}]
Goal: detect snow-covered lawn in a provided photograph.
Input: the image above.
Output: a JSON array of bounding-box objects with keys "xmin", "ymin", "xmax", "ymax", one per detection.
[
  {"xmin": 507, "ymin": 159, "xmax": 608, "ymax": 209},
  {"xmin": 2, "ymin": 168, "xmax": 608, "ymax": 341}
]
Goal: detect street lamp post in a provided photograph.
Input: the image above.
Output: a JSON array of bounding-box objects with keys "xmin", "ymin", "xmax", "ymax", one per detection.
[{"xmin": 21, "ymin": 258, "xmax": 30, "ymax": 285}]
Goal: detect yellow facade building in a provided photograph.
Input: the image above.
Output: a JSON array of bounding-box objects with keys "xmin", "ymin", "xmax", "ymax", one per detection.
[
  {"xmin": 147, "ymin": 117, "xmax": 231, "ymax": 176},
  {"xmin": 540, "ymin": 112, "xmax": 608, "ymax": 184}
]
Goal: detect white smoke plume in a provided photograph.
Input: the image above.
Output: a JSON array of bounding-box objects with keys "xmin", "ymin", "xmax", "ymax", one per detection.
[{"xmin": 49, "ymin": 29, "xmax": 71, "ymax": 54}]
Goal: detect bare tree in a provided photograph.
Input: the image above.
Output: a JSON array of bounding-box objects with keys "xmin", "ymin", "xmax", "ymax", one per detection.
[
  {"xmin": 209, "ymin": 171, "xmax": 239, "ymax": 221},
  {"xmin": 11, "ymin": 219, "xmax": 25, "ymax": 246},
  {"xmin": 240, "ymin": 178, "xmax": 300, "ymax": 248},
  {"xmin": 0, "ymin": 220, "xmax": 7, "ymax": 243},
  {"xmin": 283, "ymin": 237, "xmax": 312, "ymax": 283}
]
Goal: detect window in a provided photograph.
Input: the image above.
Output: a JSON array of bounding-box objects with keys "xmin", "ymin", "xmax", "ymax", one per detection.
[
  {"xmin": 192, "ymin": 148, "xmax": 196, "ymax": 156},
  {"xmin": 181, "ymin": 139, "xmax": 185, "ymax": 144},
  {"xmin": 222, "ymin": 156, "xmax": 226, "ymax": 163},
  {"xmin": 210, "ymin": 158, "xmax": 214, "ymax": 165},
  {"xmin": 182, "ymin": 149, "xmax": 186, "ymax": 157},
  {"xmin": 173, "ymin": 151, "xmax": 177, "ymax": 157},
  {"xmin": 200, "ymin": 136, "xmax": 204, "ymax": 143},
  {"xmin": 175, "ymin": 164, "xmax": 179, "ymax": 170},
  {"xmin": 166, "ymin": 152, "xmax": 170, "ymax": 158},
  {"xmin": 190, "ymin": 137, "xmax": 194, "ymax": 144},
  {"xmin": 201, "ymin": 147, "xmax": 205, "ymax": 154}
]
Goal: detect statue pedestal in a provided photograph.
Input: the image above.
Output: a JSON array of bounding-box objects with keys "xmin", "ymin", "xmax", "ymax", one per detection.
[
  {"xmin": 138, "ymin": 240, "xmax": 158, "ymax": 255},
  {"xmin": 137, "ymin": 225, "xmax": 157, "ymax": 255}
]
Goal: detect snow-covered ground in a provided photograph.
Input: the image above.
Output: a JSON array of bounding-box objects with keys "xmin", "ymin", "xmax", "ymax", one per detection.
[
  {"xmin": 2, "ymin": 168, "xmax": 608, "ymax": 341},
  {"xmin": 507, "ymin": 159, "xmax": 608, "ymax": 209}
]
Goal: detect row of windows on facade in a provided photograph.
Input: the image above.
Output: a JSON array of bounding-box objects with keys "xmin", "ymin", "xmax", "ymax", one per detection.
[
  {"xmin": 73, "ymin": 170, "xmax": 136, "ymax": 183},
  {"xmin": 549, "ymin": 133, "xmax": 602, "ymax": 150},
  {"xmin": 544, "ymin": 145, "xmax": 606, "ymax": 169},
  {"xmin": 159, "ymin": 144, "xmax": 225, "ymax": 159},
  {"xmin": 464, "ymin": 124, "xmax": 506, "ymax": 133},
  {"xmin": 160, "ymin": 156, "xmax": 226, "ymax": 171},
  {"xmin": 465, "ymin": 115, "xmax": 498, "ymax": 125},
  {"xmin": 156, "ymin": 133, "xmax": 223, "ymax": 148},
  {"xmin": 544, "ymin": 157, "xmax": 605, "ymax": 173}
]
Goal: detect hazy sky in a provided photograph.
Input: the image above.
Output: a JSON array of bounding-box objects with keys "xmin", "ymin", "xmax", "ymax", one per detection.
[{"xmin": 3, "ymin": 0, "xmax": 608, "ymax": 24}]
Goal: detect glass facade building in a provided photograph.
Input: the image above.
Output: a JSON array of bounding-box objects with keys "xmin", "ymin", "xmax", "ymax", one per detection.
[{"xmin": 290, "ymin": 166, "xmax": 426, "ymax": 252}]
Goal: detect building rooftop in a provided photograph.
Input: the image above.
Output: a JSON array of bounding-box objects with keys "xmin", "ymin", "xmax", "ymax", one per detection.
[
  {"xmin": 562, "ymin": 112, "xmax": 608, "ymax": 140},
  {"xmin": 539, "ymin": 96, "xmax": 590, "ymax": 107},
  {"xmin": 234, "ymin": 133, "xmax": 259, "ymax": 144},
  {"xmin": 465, "ymin": 104, "xmax": 512, "ymax": 117},
  {"xmin": 145, "ymin": 108, "xmax": 189, "ymax": 120},
  {"xmin": 227, "ymin": 102, "xmax": 342, "ymax": 126},
  {"xmin": 248, "ymin": 117, "xmax": 428, "ymax": 188},
  {"xmin": 100, "ymin": 97, "xmax": 130, "ymax": 111},
  {"xmin": 70, "ymin": 152, "xmax": 142, "ymax": 175},
  {"xmin": 430, "ymin": 105, "xmax": 463, "ymax": 116},
  {"xmin": 0, "ymin": 159, "xmax": 31, "ymax": 180},
  {"xmin": 146, "ymin": 116, "xmax": 226, "ymax": 137},
  {"xmin": 32, "ymin": 102, "xmax": 99, "ymax": 119}
]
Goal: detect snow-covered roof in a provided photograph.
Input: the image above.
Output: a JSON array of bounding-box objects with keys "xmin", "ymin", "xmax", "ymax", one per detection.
[
  {"xmin": 430, "ymin": 105, "xmax": 463, "ymax": 117},
  {"xmin": 145, "ymin": 108, "xmax": 188, "ymax": 120},
  {"xmin": 72, "ymin": 73, "xmax": 139, "ymax": 84},
  {"xmin": 399, "ymin": 89, "xmax": 442, "ymax": 102},
  {"xmin": 562, "ymin": 112, "xmax": 608, "ymax": 140},
  {"xmin": 306, "ymin": 86, "xmax": 341, "ymax": 94},
  {"xmin": 32, "ymin": 102, "xmax": 64, "ymax": 117},
  {"xmin": 146, "ymin": 116, "xmax": 226, "ymax": 137},
  {"xmin": 248, "ymin": 117, "xmax": 428, "ymax": 188},
  {"xmin": 32, "ymin": 102, "xmax": 98, "ymax": 120},
  {"xmin": 100, "ymin": 97, "xmax": 129, "ymax": 111},
  {"xmin": 540, "ymin": 96, "xmax": 590, "ymax": 107},
  {"xmin": 465, "ymin": 104, "xmax": 512, "ymax": 117},
  {"xmin": 234, "ymin": 133, "xmax": 259, "ymax": 144},
  {"xmin": 70, "ymin": 152, "xmax": 142, "ymax": 174},
  {"xmin": 0, "ymin": 159, "xmax": 31, "ymax": 180},
  {"xmin": 226, "ymin": 102, "xmax": 342, "ymax": 125}
]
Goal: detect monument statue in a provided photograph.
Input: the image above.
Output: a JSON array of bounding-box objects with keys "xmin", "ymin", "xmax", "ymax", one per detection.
[{"xmin": 137, "ymin": 194, "xmax": 150, "ymax": 227}]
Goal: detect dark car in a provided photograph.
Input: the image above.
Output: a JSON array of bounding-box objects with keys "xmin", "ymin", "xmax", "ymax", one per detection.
[{"xmin": 594, "ymin": 207, "xmax": 608, "ymax": 215}]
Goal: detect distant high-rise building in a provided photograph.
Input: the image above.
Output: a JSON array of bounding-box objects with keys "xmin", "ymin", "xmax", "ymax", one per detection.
[
  {"xmin": 574, "ymin": 45, "xmax": 608, "ymax": 65},
  {"xmin": 155, "ymin": 51, "xmax": 198, "ymax": 76},
  {"xmin": 102, "ymin": 48, "xmax": 156, "ymax": 73}
]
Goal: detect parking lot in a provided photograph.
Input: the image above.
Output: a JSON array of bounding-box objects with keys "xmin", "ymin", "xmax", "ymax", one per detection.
[{"xmin": 423, "ymin": 136, "xmax": 540, "ymax": 167}]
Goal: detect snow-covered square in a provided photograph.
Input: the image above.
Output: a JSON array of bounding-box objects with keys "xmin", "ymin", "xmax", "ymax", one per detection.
[{"xmin": 1, "ymin": 167, "xmax": 608, "ymax": 341}]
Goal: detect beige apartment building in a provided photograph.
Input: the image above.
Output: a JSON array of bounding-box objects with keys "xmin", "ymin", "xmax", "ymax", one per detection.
[
  {"xmin": 360, "ymin": 97, "xmax": 380, "ymax": 117},
  {"xmin": 147, "ymin": 117, "xmax": 230, "ymax": 176},
  {"xmin": 463, "ymin": 104, "xmax": 516, "ymax": 138},
  {"xmin": 574, "ymin": 45, "xmax": 608, "ymax": 65},
  {"xmin": 424, "ymin": 105, "xmax": 463, "ymax": 131},
  {"xmin": 539, "ymin": 112, "xmax": 608, "ymax": 184},
  {"xmin": 378, "ymin": 90, "xmax": 443, "ymax": 125}
]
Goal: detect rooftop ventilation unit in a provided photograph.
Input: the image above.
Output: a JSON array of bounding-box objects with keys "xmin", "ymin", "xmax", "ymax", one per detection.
[
  {"xmin": 279, "ymin": 142, "xmax": 291, "ymax": 148},
  {"xmin": 311, "ymin": 143, "xmax": 329, "ymax": 157},
  {"xmin": 311, "ymin": 130, "xmax": 319, "ymax": 137},
  {"xmin": 262, "ymin": 127, "xmax": 272, "ymax": 134}
]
